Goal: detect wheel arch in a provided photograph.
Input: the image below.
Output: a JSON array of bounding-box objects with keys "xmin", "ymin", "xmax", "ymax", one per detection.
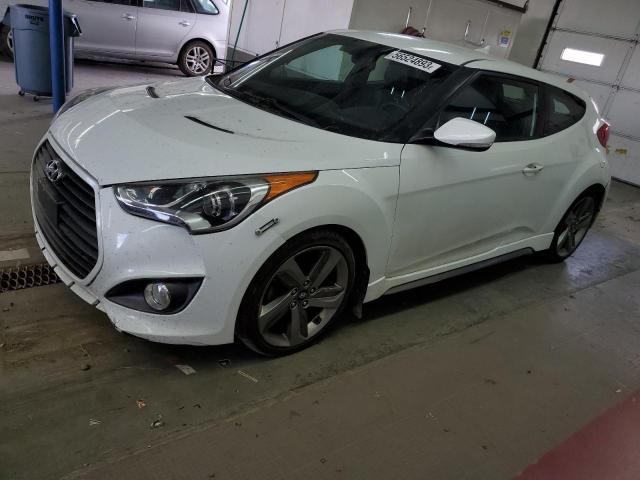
[
  {"xmin": 549, "ymin": 182, "xmax": 608, "ymax": 235},
  {"xmin": 229, "ymin": 168, "xmax": 398, "ymax": 343},
  {"xmin": 0, "ymin": 13, "xmax": 13, "ymax": 58},
  {"xmin": 581, "ymin": 183, "xmax": 607, "ymax": 212},
  {"xmin": 287, "ymin": 224, "xmax": 370, "ymax": 317},
  {"xmin": 178, "ymin": 37, "xmax": 217, "ymax": 61},
  {"xmin": 544, "ymin": 154, "xmax": 609, "ymax": 235},
  {"xmin": 234, "ymin": 222, "xmax": 371, "ymax": 353}
]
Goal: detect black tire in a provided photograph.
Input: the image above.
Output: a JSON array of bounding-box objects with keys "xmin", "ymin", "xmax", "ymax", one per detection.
[
  {"xmin": 541, "ymin": 193, "xmax": 598, "ymax": 263},
  {"xmin": 0, "ymin": 25, "xmax": 13, "ymax": 60},
  {"xmin": 237, "ymin": 230, "xmax": 356, "ymax": 356},
  {"xmin": 178, "ymin": 40, "xmax": 214, "ymax": 77}
]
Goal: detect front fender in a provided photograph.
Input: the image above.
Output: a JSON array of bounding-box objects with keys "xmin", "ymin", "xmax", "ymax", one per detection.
[{"xmin": 266, "ymin": 167, "xmax": 399, "ymax": 286}]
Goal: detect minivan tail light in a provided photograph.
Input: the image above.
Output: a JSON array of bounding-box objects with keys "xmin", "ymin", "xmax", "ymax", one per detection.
[{"xmin": 597, "ymin": 122, "xmax": 610, "ymax": 148}]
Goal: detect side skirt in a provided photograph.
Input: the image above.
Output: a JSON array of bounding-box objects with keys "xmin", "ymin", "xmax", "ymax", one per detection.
[{"xmin": 384, "ymin": 248, "xmax": 534, "ymax": 296}]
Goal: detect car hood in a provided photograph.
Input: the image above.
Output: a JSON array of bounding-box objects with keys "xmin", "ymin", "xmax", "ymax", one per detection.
[{"xmin": 49, "ymin": 78, "xmax": 401, "ymax": 185}]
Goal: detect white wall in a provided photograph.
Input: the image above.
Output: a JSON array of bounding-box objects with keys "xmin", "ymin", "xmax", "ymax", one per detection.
[
  {"xmin": 279, "ymin": 0, "xmax": 355, "ymax": 45},
  {"xmin": 508, "ymin": 0, "xmax": 556, "ymax": 66},
  {"xmin": 349, "ymin": 0, "xmax": 556, "ymax": 66},
  {"xmin": 228, "ymin": 0, "xmax": 556, "ymax": 67},
  {"xmin": 349, "ymin": 0, "xmax": 428, "ymax": 33},
  {"xmin": 228, "ymin": 0, "xmax": 355, "ymax": 60}
]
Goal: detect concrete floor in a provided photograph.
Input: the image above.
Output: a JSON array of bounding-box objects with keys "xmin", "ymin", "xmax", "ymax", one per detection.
[{"xmin": 1, "ymin": 58, "xmax": 640, "ymax": 480}]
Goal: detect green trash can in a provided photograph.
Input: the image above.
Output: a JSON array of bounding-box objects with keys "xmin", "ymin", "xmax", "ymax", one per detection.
[{"xmin": 4, "ymin": 4, "xmax": 81, "ymax": 99}]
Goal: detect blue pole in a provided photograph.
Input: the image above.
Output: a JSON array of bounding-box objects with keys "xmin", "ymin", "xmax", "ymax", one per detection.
[{"xmin": 49, "ymin": 0, "xmax": 65, "ymax": 112}]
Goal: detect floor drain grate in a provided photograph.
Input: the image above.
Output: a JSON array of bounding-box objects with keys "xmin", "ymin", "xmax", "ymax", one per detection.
[{"xmin": 0, "ymin": 263, "xmax": 60, "ymax": 293}]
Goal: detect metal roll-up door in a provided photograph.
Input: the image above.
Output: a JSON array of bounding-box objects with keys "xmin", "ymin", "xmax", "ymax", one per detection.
[{"xmin": 537, "ymin": 0, "xmax": 640, "ymax": 186}]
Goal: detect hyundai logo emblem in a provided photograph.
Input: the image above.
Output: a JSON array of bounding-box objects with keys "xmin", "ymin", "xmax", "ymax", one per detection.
[{"xmin": 45, "ymin": 159, "xmax": 65, "ymax": 183}]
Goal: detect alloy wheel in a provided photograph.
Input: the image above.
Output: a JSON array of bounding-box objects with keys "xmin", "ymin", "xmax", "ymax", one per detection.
[
  {"xmin": 258, "ymin": 246, "xmax": 349, "ymax": 348},
  {"xmin": 185, "ymin": 46, "xmax": 210, "ymax": 75},
  {"xmin": 7, "ymin": 29, "xmax": 13, "ymax": 54},
  {"xmin": 556, "ymin": 196, "xmax": 596, "ymax": 257}
]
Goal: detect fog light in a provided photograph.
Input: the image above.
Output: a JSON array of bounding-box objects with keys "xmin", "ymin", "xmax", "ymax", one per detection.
[
  {"xmin": 106, "ymin": 277, "xmax": 203, "ymax": 314},
  {"xmin": 144, "ymin": 282, "xmax": 171, "ymax": 311}
]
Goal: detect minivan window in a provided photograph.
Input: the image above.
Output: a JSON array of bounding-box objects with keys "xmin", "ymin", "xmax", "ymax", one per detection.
[
  {"xmin": 192, "ymin": 0, "xmax": 219, "ymax": 14},
  {"xmin": 214, "ymin": 34, "xmax": 459, "ymax": 142},
  {"xmin": 438, "ymin": 75, "xmax": 541, "ymax": 142},
  {"xmin": 88, "ymin": 0, "xmax": 132, "ymax": 4},
  {"xmin": 142, "ymin": 0, "xmax": 180, "ymax": 11},
  {"xmin": 543, "ymin": 87, "xmax": 586, "ymax": 136}
]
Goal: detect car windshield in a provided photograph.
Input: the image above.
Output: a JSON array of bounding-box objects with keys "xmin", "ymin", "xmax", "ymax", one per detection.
[{"xmin": 211, "ymin": 34, "xmax": 458, "ymax": 141}]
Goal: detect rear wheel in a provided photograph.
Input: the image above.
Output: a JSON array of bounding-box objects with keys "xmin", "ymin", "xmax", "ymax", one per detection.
[
  {"xmin": 0, "ymin": 25, "xmax": 13, "ymax": 59},
  {"xmin": 542, "ymin": 194, "xmax": 597, "ymax": 263},
  {"xmin": 237, "ymin": 230, "xmax": 356, "ymax": 356},
  {"xmin": 178, "ymin": 41, "xmax": 214, "ymax": 76}
]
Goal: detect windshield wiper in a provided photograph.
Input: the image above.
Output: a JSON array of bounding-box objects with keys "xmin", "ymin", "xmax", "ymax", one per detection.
[{"xmin": 238, "ymin": 91, "xmax": 320, "ymax": 127}]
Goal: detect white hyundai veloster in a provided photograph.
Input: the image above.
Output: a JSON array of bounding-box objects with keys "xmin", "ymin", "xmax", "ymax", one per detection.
[{"xmin": 32, "ymin": 31, "xmax": 611, "ymax": 355}]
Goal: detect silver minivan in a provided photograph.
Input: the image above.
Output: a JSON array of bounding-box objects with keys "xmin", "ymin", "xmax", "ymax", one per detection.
[{"xmin": 1, "ymin": 0, "xmax": 229, "ymax": 76}]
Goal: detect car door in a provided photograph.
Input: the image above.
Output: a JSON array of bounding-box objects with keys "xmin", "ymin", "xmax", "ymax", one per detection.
[
  {"xmin": 66, "ymin": 0, "xmax": 138, "ymax": 55},
  {"xmin": 136, "ymin": 0, "xmax": 196, "ymax": 58},
  {"xmin": 387, "ymin": 73, "xmax": 564, "ymax": 278}
]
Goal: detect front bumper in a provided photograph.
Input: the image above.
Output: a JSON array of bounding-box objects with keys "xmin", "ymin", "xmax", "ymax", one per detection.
[{"xmin": 31, "ymin": 137, "xmax": 286, "ymax": 345}]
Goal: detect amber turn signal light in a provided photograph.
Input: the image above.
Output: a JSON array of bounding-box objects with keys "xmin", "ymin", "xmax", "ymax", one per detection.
[{"xmin": 264, "ymin": 172, "xmax": 318, "ymax": 202}]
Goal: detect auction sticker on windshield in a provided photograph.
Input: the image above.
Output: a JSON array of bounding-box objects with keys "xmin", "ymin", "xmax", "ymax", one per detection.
[{"xmin": 385, "ymin": 50, "xmax": 441, "ymax": 74}]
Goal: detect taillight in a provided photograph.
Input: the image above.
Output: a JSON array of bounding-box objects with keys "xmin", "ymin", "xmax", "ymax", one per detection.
[{"xmin": 597, "ymin": 122, "xmax": 610, "ymax": 148}]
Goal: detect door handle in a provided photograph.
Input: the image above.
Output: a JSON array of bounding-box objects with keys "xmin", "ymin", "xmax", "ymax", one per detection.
[
  {"xmin": 122, "ymin": 13, "xmax": 135, "ymax": 20},
  {"xmin": 179, "ymin": 20, "xmax": 191, "ymax": 26},
  {"xmin": 522, "ymin": 163, "xmax": 544, "ymax": 175}
]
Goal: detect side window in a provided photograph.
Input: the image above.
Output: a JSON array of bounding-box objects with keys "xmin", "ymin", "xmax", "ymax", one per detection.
[
  {"xmin": 285, "ymin": 45, "xmax": 354, "ymax": 81},
  {"xmin": 142, "ymin": 0, "xmax": 181, "ymax": 11},
  {"xmin": 182, "ymin": 0, "xmax": 195, "ymax": 13},
  {"xmin": 192, "ymin": 0, "xmax": 219, "ymax": 14},
  {"xmin": 88, "ymin": 0, "xmax": 132, "ymax": 4},
  {"xmin": 439, "ymin": 75, "xmax": 541, "ymax": 142},
  {"xmin": 543, "ymin": 88, "xmax": 586, "ymax": 136}
]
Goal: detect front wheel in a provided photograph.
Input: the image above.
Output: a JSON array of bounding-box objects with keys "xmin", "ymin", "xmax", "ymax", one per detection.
[
  {"xmin": 542, "ymin": 194, "xmax": 597, "ymax": 263},
  {"xmin": 237, "ymin": 230, "xmax": 356, "ymax": 356},
  {"xmin": 178, "ymin": 41, "xmax": 214, "ymax": 76}
]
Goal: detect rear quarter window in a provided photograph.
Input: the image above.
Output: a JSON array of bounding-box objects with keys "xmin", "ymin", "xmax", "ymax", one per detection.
[
  {"xmin": 543, "ymin": 87, "xmax": 586, "ymax": 136},
  {"xmin": 437, "ymin": 74, "xmax": 542, "ymax": 142}
]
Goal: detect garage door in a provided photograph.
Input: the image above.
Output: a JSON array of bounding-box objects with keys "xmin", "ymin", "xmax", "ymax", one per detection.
[{"xmin": 537, "ymin": 0, "xmax": 640, "ymax": 186}]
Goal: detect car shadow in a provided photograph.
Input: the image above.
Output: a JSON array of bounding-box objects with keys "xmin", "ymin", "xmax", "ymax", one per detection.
[
  {"xmin": 361, "ymin": 254, "xmax": 539, "ymax": 322},
  {"xmin": 140, "ymin": 254, "xmax": 541, "ymax": 366},
  {"xmin": 75, "ymin": 56, "xmax": 183, "ymax": 76}
]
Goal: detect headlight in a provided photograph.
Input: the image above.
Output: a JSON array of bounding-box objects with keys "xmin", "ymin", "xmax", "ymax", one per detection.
[
  {"xmin": 55, "ymin": 87, "xmax": 115, "ymax": 118},
  {"xmin": 114, "ymin": 172, "xmax": 317, "ymax": 234}
]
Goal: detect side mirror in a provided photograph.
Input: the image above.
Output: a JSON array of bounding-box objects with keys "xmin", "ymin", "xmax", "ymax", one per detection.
[{"xmin": 433, "ymin": 117, "xmax": 496, "ymax": 150}]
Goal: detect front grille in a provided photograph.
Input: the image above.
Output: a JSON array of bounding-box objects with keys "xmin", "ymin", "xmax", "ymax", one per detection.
[{"xmin": 32, "ymin": 142, "xmax": 99, "ymax": 278}]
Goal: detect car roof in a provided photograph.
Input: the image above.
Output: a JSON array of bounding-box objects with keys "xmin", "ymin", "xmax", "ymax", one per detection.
[{"xmin": 333, "ymin": 30, "xmax": 590, "ymax": 103}]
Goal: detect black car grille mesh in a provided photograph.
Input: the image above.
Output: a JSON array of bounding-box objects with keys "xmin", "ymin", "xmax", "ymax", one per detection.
[
  {"xmin": 32, "ymin": 142, "xmax": 99, "ymax": 278},
  {"xmin": 0, "ymin": 263, "xmax": 60, "ymax": 293}
]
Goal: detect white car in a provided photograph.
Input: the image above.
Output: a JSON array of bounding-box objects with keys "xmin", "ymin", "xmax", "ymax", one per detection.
[{"xmin": 31, "ymin": 31, "xmax": 611, "ymax": 355}]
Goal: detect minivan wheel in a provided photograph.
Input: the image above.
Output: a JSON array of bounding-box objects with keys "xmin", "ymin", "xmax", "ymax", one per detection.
[
  {"xmin": 0, "ymin": 26, "xmax": 13, "ymax": 59},
  {"xmin": 237, "ymin": 230, "xmax": 356, "ymax": 356},
  {"xmin": 543, "ymin": 194, "xmax": 597, "ymax": 263},
  {"xmin": 179, "ymin": 41, "xmax": 214, "ymax": 76}
]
